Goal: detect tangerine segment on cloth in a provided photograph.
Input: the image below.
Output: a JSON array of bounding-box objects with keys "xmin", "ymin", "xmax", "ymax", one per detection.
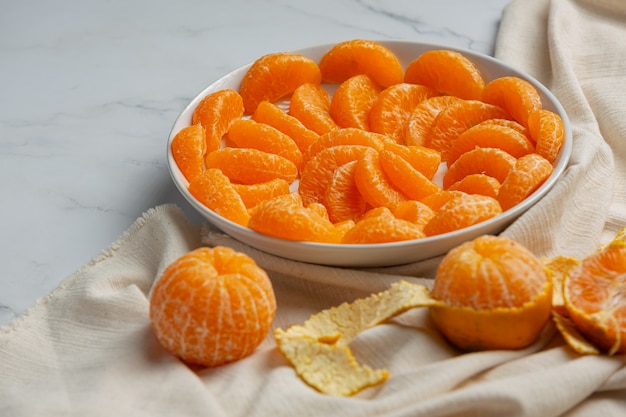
[
  {"xmin": 205, "ymin": 147, "xmax": 298, "ymax": 184},
  {"xmin": 299, "ymin": 144, "xmax": 371, "ymax": 206},
  {"xmin": 149, "ymin": 246, "xmax": 276, "ymax": 367},
  {"xmin": 239, "ymin": 52, "xmax": 322, "ymax": 113},
  {"xmin": 429, "ymin": 235, "xmax": 552, "ymax": 350},
  {"xmin": 274, "ymin": 280, "xmax": 439, "ymax": 396},
  {"xmin": 231, "ymin": 178, "xmax": 291, "ymax": 209},
  {"xmin": 448, "ymin": 174, "xmax": 501, "ymax": 199},
  {"xmin": 405, "ymin": 95, "xmax": 463, "ymax": 146},
  {"xmin": 497, "ymin": 153, "xmax": 554, "ymax": 211},
  {"xmin": 342, "ymin": 207, "xmax": 425, "ymax": 244},
  {"xmin": 329, "ymin": 74, "xmax": 381, "ymax": 130},
  {"xmin": 171, "ymin": 124, "xmax": 207, "ymax": 182},
  {"xmin": 446, "ymin": 122, "xmax": 535, "ymax": 167},
  {"xmin": 226, "ymin": 119, "xmax": 304, "ymax": 171},
  {"xmin": 323, "ymin": 160, "xmax": 368, "ymax": 223},
  {"xmin": 354, "ymin": 148, "xmax": 408, "ymax": 210},
  {"xmin": 443, "ymin": 147, "xmax": 517, "ymax": 189},
  {"xmin": 305, "ymin": 128, "xmax": 388, "ymax": 163},
  {"xmin": 527, "ymin": 109, "xmax": 565, "ymax": 163},
  {"xmin": 423, "ymin": 192, "xmax": 503, "ymax": 237},
  {"xmin": 368, "ymin": 83, "xmax": 438, "ymax": 143},
  {"xmin": 191, "ymin": 89, "xmax": 245, "ymax": 153},
  {"xmin": 319, "ymin": 39, "xmax": 403, "ymax": 87},
  {"xmin": 383, "ymin": 141, "xmax": 441, "ymax": 179},
  {"xmin": 289, "ymin": 83, "xmax": 338, "ymax": 135},
  {"xmin": 481, "ymin": 76, "xmax": 542, "ymax": 128},
  {"xmin": 252, "ymin": 101, "xmax": 319, "ymax": 153},
  {"xmin": 248, "ymin": 193, "xmax": 341, "ymax": 243},
  {"xmin": 404, "ymin": 50, "xmax": 485, "ymax": 100},
  {"xmin": 379, "ymin": 150, "xmax": 440, "ymax": 201},
  {"xmin": 188, "ymin": 169, "xmax": 251, "ymax": 227},
  {"xmin": 427, "ymin": 100, "xmax": 512, "ymax": 162},
  {"xmin": 563, "ymin": 238, "xmax": 626, "ymax": 355}
]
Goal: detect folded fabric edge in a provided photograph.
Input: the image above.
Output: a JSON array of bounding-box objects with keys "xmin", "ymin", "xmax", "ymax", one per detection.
[{"xmin": 0, "ymin": 203, "xmax": 195, "ymax": 335}]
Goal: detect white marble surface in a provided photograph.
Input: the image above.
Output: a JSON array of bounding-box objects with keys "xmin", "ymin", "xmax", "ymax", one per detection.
[{"xmin": 0, "ymin": 0, "xmax": 511, "ymax": 327}]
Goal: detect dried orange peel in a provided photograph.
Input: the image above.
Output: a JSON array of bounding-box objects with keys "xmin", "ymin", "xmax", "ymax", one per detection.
[{"xmin": 274, "ymin": 280, "xmax": 440, "ymax": 396}]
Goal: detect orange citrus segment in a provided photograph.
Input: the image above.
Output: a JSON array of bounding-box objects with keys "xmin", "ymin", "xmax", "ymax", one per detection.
[
  {"xmin": 239, "ymin": 52, "xmax": 322, "ymax": 113},
  {"xmin": 248, "ymin": 193, "xmax": 341, "ymax": 243},
  {"xmin": 447, "ymin": 121, "xmax": 535, "ymax": 167},
  {"xmin": 404, "ymin": 50, "xmax": 485, "ymax": 100},
  {"xmin": 447, "ymin": 174, "xmax": 501, "ymax": 199},
  {"xmin": 427, "ymin": 100, "xmax": 512, "ymax": 162},
  {"xmin": 329, "ymin": 74, "xmax": 381, "ymax": 130},
  {"xmin": 188, "ymin": 168, "xmax": 251, "ymax": 227},
  {"xmin": 319, "ymin": 39, "xmax": 403, "ymax": 87},
  {"xmin": 497, "ymin": 153, "xmax": 554, "ymax": 211},
  {"xmin": 379, "ymin": 149, "xmax": 441, "ymax": 201},
  {"xmin": 405, "ymin": 95, "xmax": 463, "ymax": 147},
  {"xmin": 192, "ymin": 89, "xmax": 245, "ymax": 153},
  {"xmin": 226, "ymin": 119, "xmax": 304, "ymax": 171},
  {"xmin": 368, "ymin": 83, "xmax": 438, "ymax": 143},
  {"xmin": 323, "ymin": 160, "xmax": 368, "ymax": 223},
  {"xmin": 443, "ymin": 147, "xmax": 517, "ymax": 189},
  {"xmin": 481, "ymin": 76, "xmax": 542, "ymax": 128},
  {"xmin": 527, "ymin": 109, "xmax": 565, "ymax": 163},
  {"xmin": 383, "ymin": 141, "xmax": 441, "ymax": 179},
  {"xmin": 342, "ymin": 207, "xmax": 425, "ymax": 244},
  {"xmin": 171, "ymin": 124, "xmax": 207, "ymax": 182},
  {"xmin": 304, "ymin": 128, "xmax": 388, "ymax": 163},
  {"xmin": 231, "ymin": 178, "xmax": 291, "ymax": 209},
  {"xmin": 289, "ymin": 83, "xmax": 339, "ymax": 135},
  {"xmin": 149, "ymin": 246, "xmax": 276, "ymax": 367},
  {"xmin": 423, "ymin": 192, "xmax": 503, "ymax": 237},
  {"xmin": 205, "ymin": 147, "xmax": 298, "ymax": 185},
  {"xmin": 354, "ymin": 148, "xmax": 408, "ymax": 210},
  {"xmin": 393, "ymin": 200, "xmax": 436, "ymax": 230},
  {"xmin": 252, "ymin": 100, "xmax": 320, "ymax": 153}
]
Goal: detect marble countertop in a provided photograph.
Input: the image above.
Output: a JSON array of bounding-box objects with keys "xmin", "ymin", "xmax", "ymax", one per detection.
[{"xmin": 0, "ymin": 0, "xmax": 511, "ymax": 327}]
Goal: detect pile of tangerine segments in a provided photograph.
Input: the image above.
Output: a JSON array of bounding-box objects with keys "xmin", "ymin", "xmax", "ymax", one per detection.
[{"xmin": 171, "ymin": 39, "xmax": 565, "ymax": 245}]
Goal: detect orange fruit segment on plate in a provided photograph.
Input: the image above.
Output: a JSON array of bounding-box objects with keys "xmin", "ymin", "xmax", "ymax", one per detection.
[
  {"xmin": 188, "ymin": 169, "xmax": 251, "ymax": 226},
  {"xmin": 323, "ymin": 160, "xmax": 369, "ymax": 223},
  {"xmin": 423, "ymin": 192, "xmax": 503, "ymax": 237},
  {"xmin": 232, "ymin": 178, "xmax": 291, "ymax": 209},
  {"xmin": 448, "ymin": 174, "xmax": 501, "ymax": 199},
  {"xmin": 368, "ymin": 83, "xmax": 438, "ymax": 143},
  {"xmin": 342, "ymin": 207, "xmax": 425, "ymax": 244},
  {"xmin": 443, "ymin": 147, "xmax": 517, "ymax": 189},
  {"xmin": 428, "ymin": 100, "xmax": 512, "ymax": 162},
  {"xmin": 226, "ymin": 118, "xmax": 304, "ymax": 171},
  {"xmin": 382, "ymin": 141, "xmax": 441, "ymax": 179},
  {"xmin": 404, "ymin": 50, "xmax": 486, "ymax": 100},
  {"xmin": 527, "ymin": 109, "xmax": 565, "ymax": 163},
  {"xmin": 447, "ymin": 121, "xmax": 535, "ymax": 167},
  {"xmin": 149, "ymin": 246, "xmax": 276, "ymax": 367},
  {"xmin": 379, "ymin": 149, "xmax": 441, "ymax": 201},
  {"xmin": 248, "ymin": 193, "xmax": 342, "ymax": 243},
  {"xmin": 429, "ymin": 235, "xmax": 552, "ymax": 350},
  {"xmin": 171, "ymin": 124, "xmax": 207, "ymax": 182},
  {"xmin": 192, "ymin": 89, "xmax": 244, "ymax": 153},
  {"xmin": 481, "ymin": 76, "xmax": 542, "ymax": 128},
  {"xmin": 393, "ymin": 200, "xmax": 436, "ymax": 230},
  {"xmin": 252, "ymin": 100, "xmax": 319, "ymax": 154},
  {"xmin": 205, "ymin": 147, "xmax": 298, "ymax": 184},
  {"xmin": 354, "ymin": 148, "xmax": 408, "ymax": 210},
  {"xmin": 299, "ymin": 144, "xmax": 371, "ymax": 206},
  {"xmin": 319, "ymin": 39, "xmax": 403, "ymax": 87},
  {"xmin": 405, "ymin": 95, "xmax": 463, "ymax": 146},
  {"xmin": 239, "ymin": 52, "xmax": 322, "ymax": 113},
  {"xmin": 289, "ymin": 83, "xmax": 339, "ymax": 135},
  {"xmin": 330, "ymin": 74, "xmax": 381, "ymax": 130},
  {"xmin": 304, "ymin": 128, "xmax": 388, "ymax": 163},
  {"xmin": 563, "ymin": 233, "xmax": 626, "ymax": 355},
  {"xmin": 497, "ymin": 153, "xmax": 554, "ymax": 211}
]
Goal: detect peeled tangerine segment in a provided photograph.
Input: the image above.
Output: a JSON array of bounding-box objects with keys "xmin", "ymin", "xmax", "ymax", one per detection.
[{"xmin": 274, "ymin": 280, "xmax": 440, "ymax": 396}]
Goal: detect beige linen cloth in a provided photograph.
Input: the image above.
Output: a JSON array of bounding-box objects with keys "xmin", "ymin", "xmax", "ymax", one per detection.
[{"xmin": 2, "ymin": 0, "xmax": 626, "ymax": 415}]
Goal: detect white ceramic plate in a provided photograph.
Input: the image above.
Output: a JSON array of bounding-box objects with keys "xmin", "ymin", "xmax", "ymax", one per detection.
[{"xmin": 167, "ymin": 40, "xmax": 572, "ymax": 267}]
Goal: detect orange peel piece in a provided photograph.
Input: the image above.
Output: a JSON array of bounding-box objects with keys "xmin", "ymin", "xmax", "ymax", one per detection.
[{"xmin": 274, "ymin": 280, "xmax": 440, "ymax": 396}]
